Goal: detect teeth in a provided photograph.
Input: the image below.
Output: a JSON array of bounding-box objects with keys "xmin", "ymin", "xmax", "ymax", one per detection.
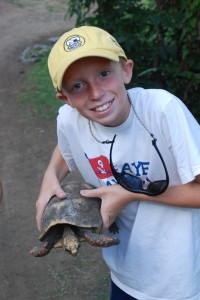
[{"xmin": 95, "ymin": 102, "xmax": 111, "ymax": 112}]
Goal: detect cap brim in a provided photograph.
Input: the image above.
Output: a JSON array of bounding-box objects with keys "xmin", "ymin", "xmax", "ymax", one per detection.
[{"xmin": 56, "ymin": 49, "xmax": 120, "ymax": 90}]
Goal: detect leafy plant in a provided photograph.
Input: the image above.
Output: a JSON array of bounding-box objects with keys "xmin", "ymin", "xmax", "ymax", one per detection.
[{"xmin": 66, "ymin": 0, "xmax": 200, "ymax": 121}]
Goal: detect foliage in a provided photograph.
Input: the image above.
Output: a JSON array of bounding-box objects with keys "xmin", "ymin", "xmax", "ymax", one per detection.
[{"xmin": 66, "ymin": 0, "xmax": 200, "ymax": 121}]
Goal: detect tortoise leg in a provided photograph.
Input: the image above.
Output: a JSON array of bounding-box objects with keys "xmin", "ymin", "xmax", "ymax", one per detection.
[
  {"xmin": 30, "ymin": 225, "xmax": 63, "ymax": 257},
  {"xmin": 62, "ymin": 225, "xmax": 80, "ymax": 256},
  {"xmin": 79, "ymin": 228, "xmax": 120, "ymax": 247}
]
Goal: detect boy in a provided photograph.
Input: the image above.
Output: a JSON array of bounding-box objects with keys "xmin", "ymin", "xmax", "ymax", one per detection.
[{"xmin": 35, "ymin": 26, "xmax": 200, "ymax": 300}]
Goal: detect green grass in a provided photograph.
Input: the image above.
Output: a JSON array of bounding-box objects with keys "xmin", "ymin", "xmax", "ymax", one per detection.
[{"xmin": 21, "ymin": 54, "xmax": 62, "ymax": 120}]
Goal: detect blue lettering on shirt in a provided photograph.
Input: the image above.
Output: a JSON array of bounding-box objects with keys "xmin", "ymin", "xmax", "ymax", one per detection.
[
  {"xmin": 105, "ymin": 161, "xmax": 150, "ymax": 186},
  {"xmin": 131, "ymin": 161, "xmax": 149, "ymax": 176}
]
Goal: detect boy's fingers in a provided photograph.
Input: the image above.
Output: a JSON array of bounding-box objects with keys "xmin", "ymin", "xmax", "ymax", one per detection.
[
  {"xmin": 36, "ymin": 187, "xmax": 66, "ymax": 231},
  {"xmin": 36, "ymin": 203, "xmax": 46, "ymax": 231},
  {"xmin": 101, "ymin": 214, "xmax": 111, "ymax": 232},
  {"xmin": 80, "ymin": 188, "xmax": 115, "ymax": 231},
  {"xmin": 55, "ymin": 187, "xmax": 66, "ymax": 199}
]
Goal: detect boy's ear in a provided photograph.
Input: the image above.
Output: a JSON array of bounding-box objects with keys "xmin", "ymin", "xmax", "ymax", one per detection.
[
  {"xmin": 56, "ymin": 91, "xmax": 71, "ymax": 105},
  {"xmin": 123, "ymin": 59, "xmax": 134, "ymax": 84}
]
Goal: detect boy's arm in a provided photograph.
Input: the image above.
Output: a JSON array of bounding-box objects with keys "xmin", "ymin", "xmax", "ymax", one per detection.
[
  {"xmin": 36, "ymin": 145, "xmax": 69, "ymax": 231},
  {"xmin": 81, "ymin": 174, "xmax": 200, "ymax": 231}
]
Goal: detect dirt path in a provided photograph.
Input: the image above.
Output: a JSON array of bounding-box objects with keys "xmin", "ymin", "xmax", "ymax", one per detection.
[{"xmin": 0, "ymin": 1, "xmax": 109, "ymax": 299}]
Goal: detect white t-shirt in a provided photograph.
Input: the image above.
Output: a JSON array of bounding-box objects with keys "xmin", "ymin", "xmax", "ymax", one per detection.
[{"xmin": 57, "ymin": 88, "xmax": 200, "ymax": 300}]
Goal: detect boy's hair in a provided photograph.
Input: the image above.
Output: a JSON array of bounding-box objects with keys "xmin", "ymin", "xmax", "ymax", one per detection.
[{"xmin": 48, "ymin": 26, "xmax": 127, "ymax": 91}]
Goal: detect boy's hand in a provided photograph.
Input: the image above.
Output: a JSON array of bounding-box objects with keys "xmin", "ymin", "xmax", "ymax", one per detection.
[
  {"xmin": 80, "ymin": 184, "xmax": 132, "ymax": 232},
  {"xmin": 36, "ymin": 185, "xmax": 66, "ymax": 231}
]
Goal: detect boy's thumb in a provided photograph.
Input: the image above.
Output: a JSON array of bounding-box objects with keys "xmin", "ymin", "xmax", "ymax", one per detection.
[
  {"xmin": 55, "ymin": 187, "xmax": 66, "ymax": 199},
  {"xmin": 80, "ymin": 189, "xmax": 97, "ymax": 198}
]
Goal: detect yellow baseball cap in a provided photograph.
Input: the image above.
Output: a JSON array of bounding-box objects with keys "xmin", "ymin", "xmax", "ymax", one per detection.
[{"xmin": 48, "ymin": 26, "xmax": 127, "ymax": 90}]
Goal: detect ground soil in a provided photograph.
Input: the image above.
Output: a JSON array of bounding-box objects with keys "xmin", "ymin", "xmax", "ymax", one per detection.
[{"xmin": 0, "ymin": 1, "xmax": 110, "ymax": 299}]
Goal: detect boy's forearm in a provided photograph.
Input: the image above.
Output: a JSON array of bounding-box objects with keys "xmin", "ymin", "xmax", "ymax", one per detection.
[
  {"xmin": 131, "ymin": 175, "xmax": 200, "ymax": 208},
  {"xmin": 39, "ymin": 145, "xmax": 69, "ymax": 199},
  {"xmin": 47, "ymin": 145, "xmax": 69, "ymax": 182}
]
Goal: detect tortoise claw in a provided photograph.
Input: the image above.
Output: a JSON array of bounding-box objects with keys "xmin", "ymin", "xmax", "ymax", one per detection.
[{"xmin": 109, "ymin": 222, "xmax": 119, "ymax": 234}]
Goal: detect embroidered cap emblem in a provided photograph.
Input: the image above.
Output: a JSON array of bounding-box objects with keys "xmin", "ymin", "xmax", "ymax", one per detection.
[{"xmin": 64, "ymin": 35, "xmax": 85, "ymax": 52}]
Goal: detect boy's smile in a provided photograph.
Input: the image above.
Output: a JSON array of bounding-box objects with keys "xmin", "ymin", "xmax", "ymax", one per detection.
[
  {"xmin": 91, "ymin": 99, "xmax": 114, "ymax": 112},
  {"xmin": 59, "ymin": 57, "xmax": 133, "ymax": 127}
]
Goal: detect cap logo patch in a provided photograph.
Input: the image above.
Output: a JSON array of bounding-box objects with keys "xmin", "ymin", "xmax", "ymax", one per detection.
[{"xmin": 64, "ymin": 35, "xmax": 85, "ymax": 52}]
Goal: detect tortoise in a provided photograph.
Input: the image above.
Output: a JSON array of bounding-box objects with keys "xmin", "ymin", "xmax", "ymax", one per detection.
[{"xmin": 30, "ymin": 182, "xmax": 120, "ymax": 257}]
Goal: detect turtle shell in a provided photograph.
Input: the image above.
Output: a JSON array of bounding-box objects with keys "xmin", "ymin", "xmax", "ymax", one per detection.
[{"xmin": 39, "ymin": 182, "xmax": 102, "ymax": 241}]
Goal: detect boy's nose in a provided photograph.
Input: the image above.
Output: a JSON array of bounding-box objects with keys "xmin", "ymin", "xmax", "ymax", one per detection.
[{"xmin": 89, "ymin": 84, "xmax": 105, "ymax": 101}]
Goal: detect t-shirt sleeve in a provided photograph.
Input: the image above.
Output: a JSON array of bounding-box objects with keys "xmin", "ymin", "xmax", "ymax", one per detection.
[{"xmin": 161, "ymin": 98, "xmax": 200, "ymax": 184}]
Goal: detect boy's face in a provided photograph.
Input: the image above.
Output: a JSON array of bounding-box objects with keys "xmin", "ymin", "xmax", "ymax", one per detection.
[{"xmin": 58, "ymin": 57, "xmax": 133, "ymax": 127}]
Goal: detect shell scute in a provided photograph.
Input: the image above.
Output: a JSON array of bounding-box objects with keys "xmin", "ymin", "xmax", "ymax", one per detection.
[{"xmin": 39, "ymin": 182, "xmax": 102, "ymax": 241}]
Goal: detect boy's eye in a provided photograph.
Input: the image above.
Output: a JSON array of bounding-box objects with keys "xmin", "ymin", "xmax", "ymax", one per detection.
[
  {"xmin": 72, "ymin": 82, "xmax": 84, "ymax": 91},
  {"xmin": 101, "ymin": 71, "xmax": 110, "ymax": 77}
]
